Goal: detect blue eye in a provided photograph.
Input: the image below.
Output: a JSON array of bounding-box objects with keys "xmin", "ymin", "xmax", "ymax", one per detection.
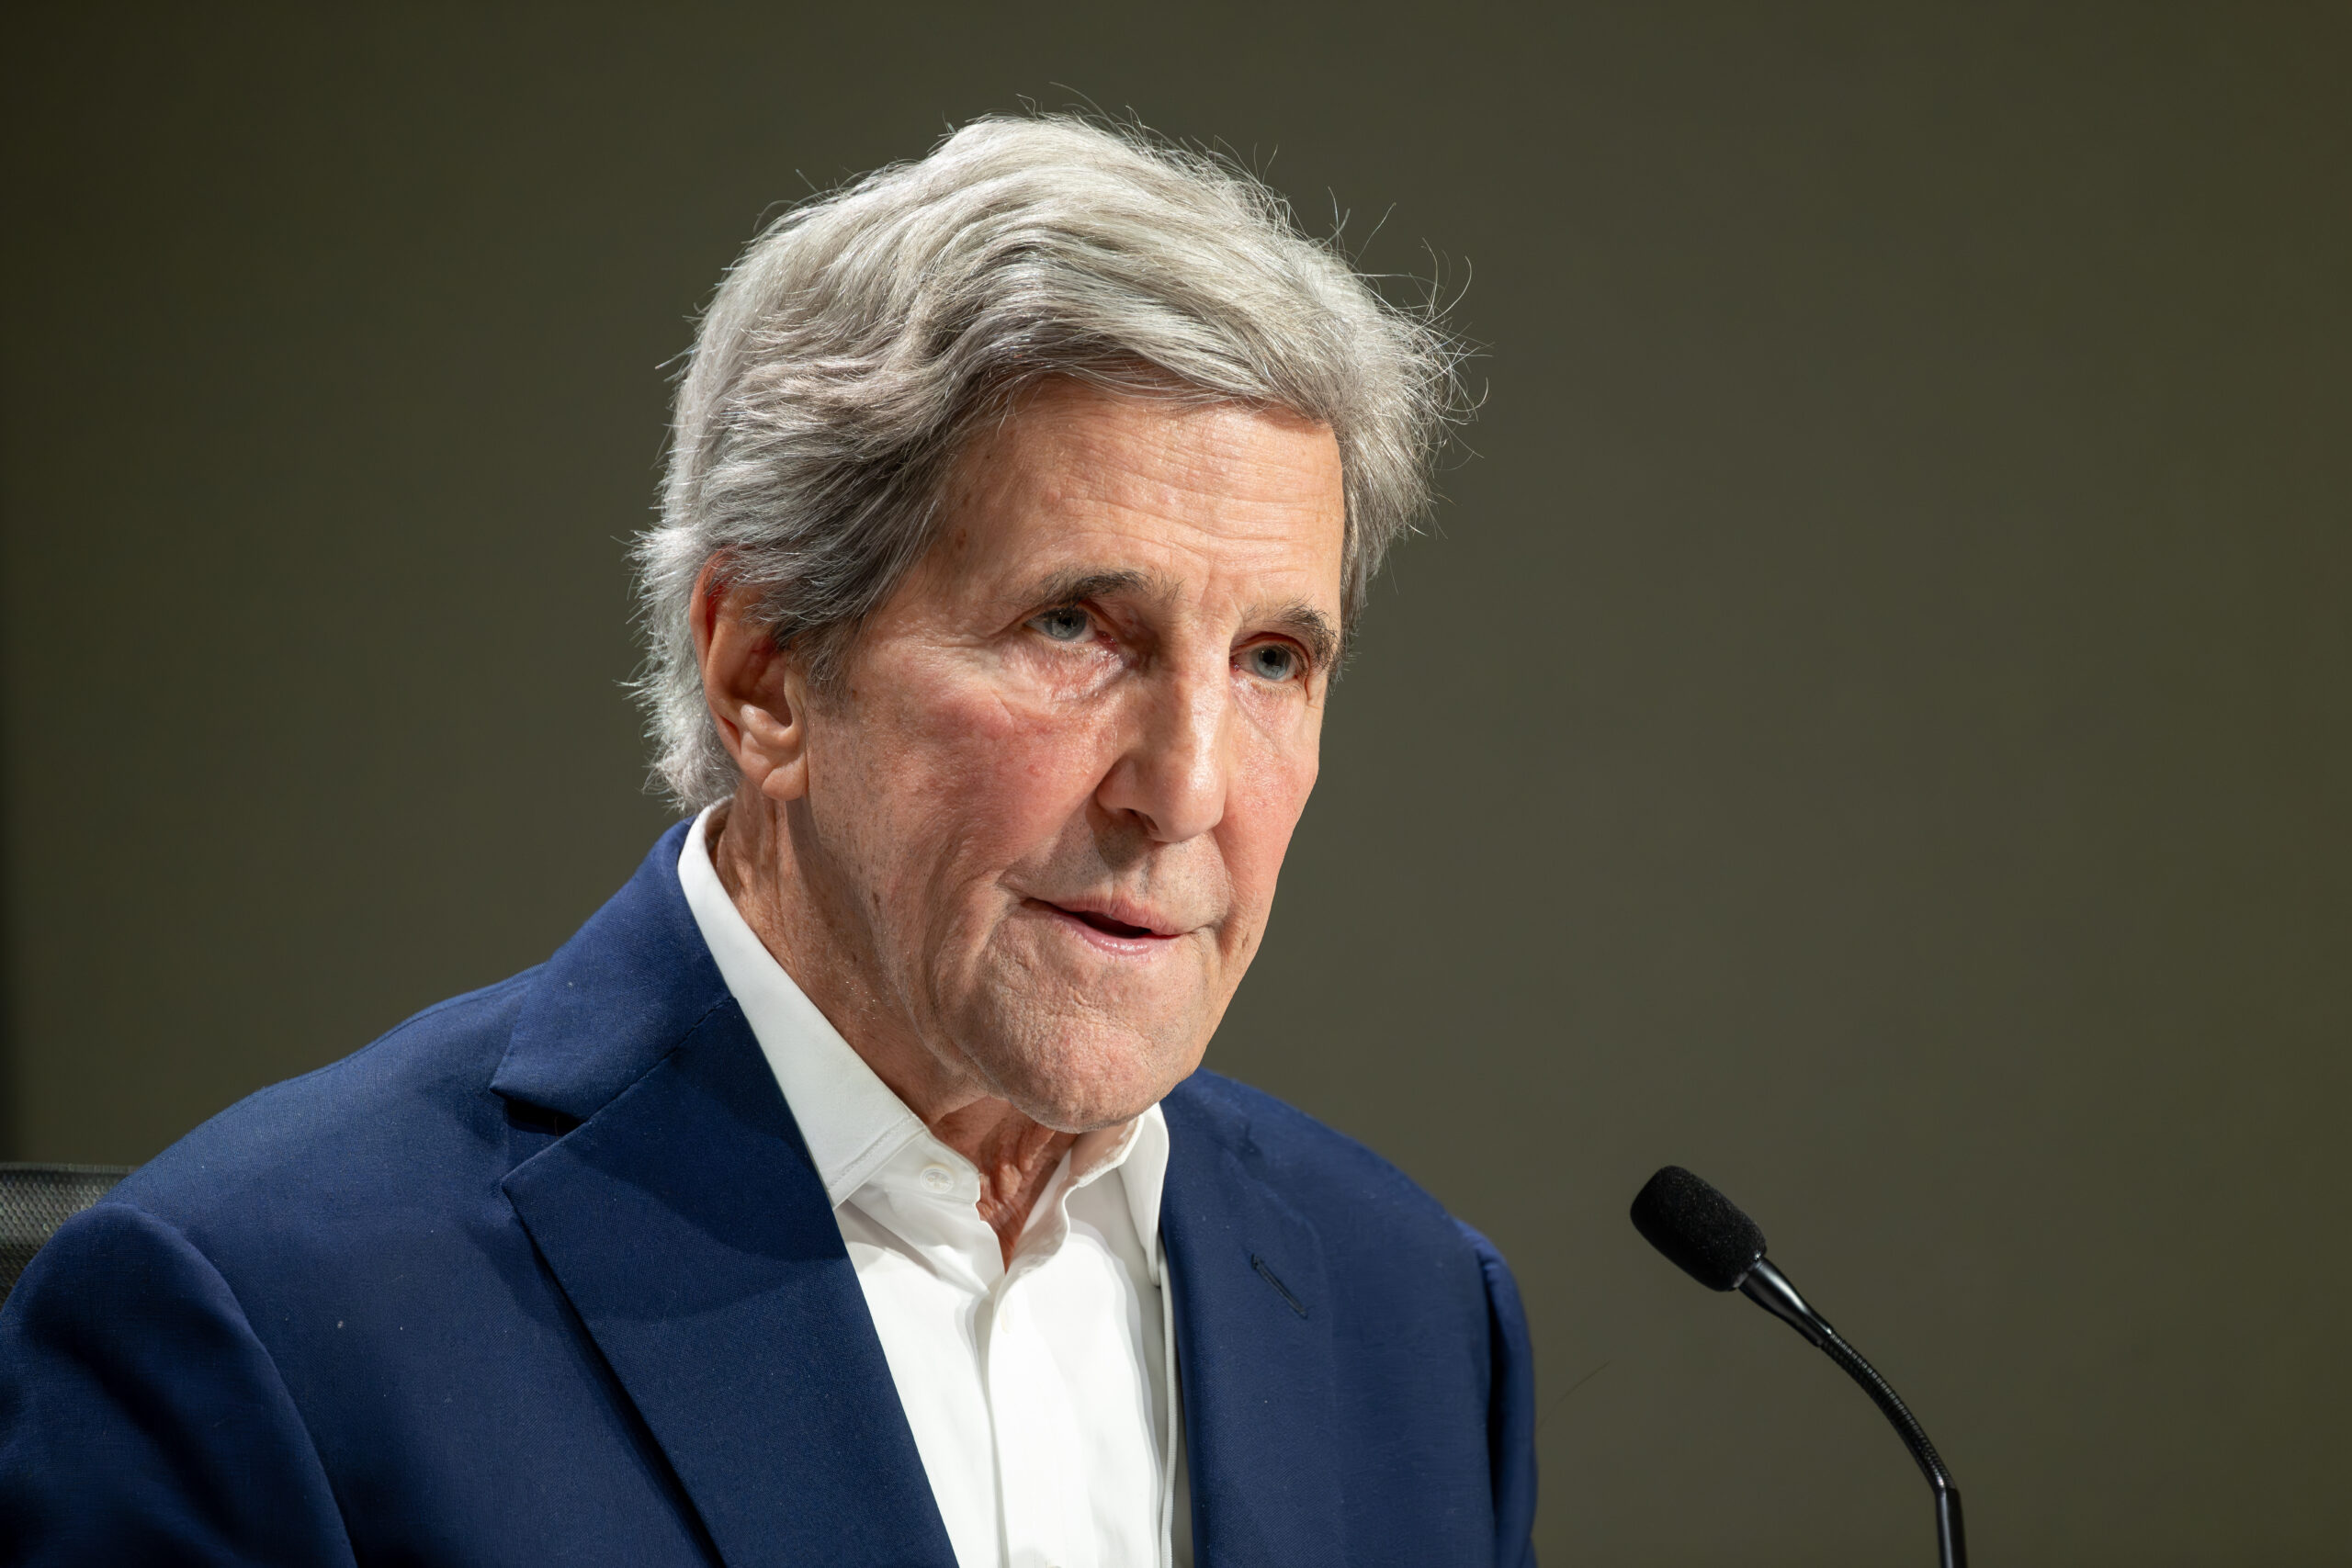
[
  {"xmin": 1243, "ymin": 643, "xmax": 1300, "ymax": 682},
  {"xmin": 1032, "ymin": 606, "xmax": 1091, "ymax": 643}
]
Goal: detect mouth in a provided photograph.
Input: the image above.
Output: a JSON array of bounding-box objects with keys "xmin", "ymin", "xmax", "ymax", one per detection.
[{"xmin": 1026, "ymin": 897, "xmax": 1184, "ymax": 950}]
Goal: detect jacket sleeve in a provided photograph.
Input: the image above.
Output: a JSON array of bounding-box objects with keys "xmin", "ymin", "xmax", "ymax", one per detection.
[
  {"xmin": 0, "ymin": 1201, "xmax": 356, "ymax": 1568},
  {"xmin": 1459, "ymin": 1222, "xmax": 1538, "ymax": 1568}
]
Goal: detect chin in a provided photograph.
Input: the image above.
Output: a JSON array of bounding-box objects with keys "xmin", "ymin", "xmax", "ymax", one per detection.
[
  {"xmin": 956, "ymin": 1010, "xmax": 1207, "ymax": 1133},
  {"xmin": 934, "ymin": 929, "xmax": 1226, "ymax": 1128}
]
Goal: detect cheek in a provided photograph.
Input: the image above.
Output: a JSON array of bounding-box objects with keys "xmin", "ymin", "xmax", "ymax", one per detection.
[
  {"xmin": 1222, "ymin": 739, "xmax": 1320, "ymax": 908},
  {"xmin": 871, "ymin": 671, "xmax": 1116, "ymax": 861}
]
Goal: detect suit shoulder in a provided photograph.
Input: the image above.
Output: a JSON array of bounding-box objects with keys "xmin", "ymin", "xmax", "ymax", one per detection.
[
  {"xmin": 109, "ymin": 968, "xmax": 540, "ymax": 1235},
  {"xmin": 1168, "ymin": 1068, "xmax": 1474, "ymax": 1259}
]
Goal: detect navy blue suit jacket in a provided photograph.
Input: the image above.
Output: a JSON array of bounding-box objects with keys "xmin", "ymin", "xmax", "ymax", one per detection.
[{"xmin": 0, "ymin": 824, "xmax": 1535, "ymax": 1565}]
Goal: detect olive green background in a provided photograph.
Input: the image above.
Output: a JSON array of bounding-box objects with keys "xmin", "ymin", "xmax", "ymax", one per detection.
[{"xmin": 5, "ymin": 4, "xmax": 2346, "ymax": 1562}]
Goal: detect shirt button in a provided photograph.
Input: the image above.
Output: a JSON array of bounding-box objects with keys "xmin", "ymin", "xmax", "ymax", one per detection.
[{"xmin": 920, "ymin": 1164, "xmax": 956, "ymax": 1194}]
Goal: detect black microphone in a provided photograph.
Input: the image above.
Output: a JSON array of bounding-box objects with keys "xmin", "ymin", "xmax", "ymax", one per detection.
[{"xmin": 1631, "ymin": 1165, "xmax": 1967, "ymax": 1568}]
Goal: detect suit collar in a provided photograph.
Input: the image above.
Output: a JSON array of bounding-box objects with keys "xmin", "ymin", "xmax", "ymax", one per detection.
[
  {"xmin": 493, "ymin": 823, "xmax": 957, "ymax": 1567},
  {"xmin": 491, "ymin": 818, "xmax": 722, "ymax": 1122},
  {"xmin": 1161, "ymin": 1076, "xmax": 1347, "ymax": 1568}
]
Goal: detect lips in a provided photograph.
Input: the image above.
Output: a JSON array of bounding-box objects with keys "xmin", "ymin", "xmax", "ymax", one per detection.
[
  {"xmin": 1027, "ymin": 896, "xmax": 1182, "ymax": 943},
  {"xmin": 1064, "ymin": 907, "xmax": 1158, "ymax": 940}
]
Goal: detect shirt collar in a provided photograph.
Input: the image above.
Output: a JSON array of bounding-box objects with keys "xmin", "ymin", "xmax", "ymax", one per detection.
[
  {"xmin": 677, "ymin": 806, "xmax": 926, "ymax": 1206},
  {"xmin": 674, "ymin": 805, "xmax": 1170, "ymax": 1240},
  {"xmin": 1108, "ymin": 1105, "xmax": 1169, "ymax": 1273}
]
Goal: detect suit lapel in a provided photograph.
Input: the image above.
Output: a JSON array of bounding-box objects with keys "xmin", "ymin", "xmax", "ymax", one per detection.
[
  {"xmin": 493, "ymin": 825, "xmax": 956, "ymax": 1568},
  {"xmin": 1161, "ymin": 1082, "xmax": 1346, "ymax": 1568}
]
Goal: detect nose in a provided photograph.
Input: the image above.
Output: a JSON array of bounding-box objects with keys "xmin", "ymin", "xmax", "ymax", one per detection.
[{"xmin": 1095, "ymin": 661, "xmax": 1230, "ymax": 844}]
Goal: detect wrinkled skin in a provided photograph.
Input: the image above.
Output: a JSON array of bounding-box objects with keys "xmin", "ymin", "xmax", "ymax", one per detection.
[{"xmin": 695, "ymin": 378, "xmax": 1344, "ymax": 1256}]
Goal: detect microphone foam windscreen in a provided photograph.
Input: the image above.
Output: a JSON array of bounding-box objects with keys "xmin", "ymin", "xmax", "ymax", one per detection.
[{"xmin": 1630, "ymin": 1166, "xmax": 1768, "ymax": 1291}]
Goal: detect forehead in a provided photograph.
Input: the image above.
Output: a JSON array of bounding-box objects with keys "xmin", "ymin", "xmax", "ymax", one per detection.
[{"xmin": 930, "ymin": 379, "xmax": 1347, "ymax": 611}]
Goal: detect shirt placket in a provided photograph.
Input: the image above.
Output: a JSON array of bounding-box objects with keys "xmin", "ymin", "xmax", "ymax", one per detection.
[
  {"xmin": 986, "ymin": 1262, "xmax": 1080, "ymax": 1568},
  {"xmin": 994, "ymin": 1163, "xmax": 1117, "ymax": 1568}
]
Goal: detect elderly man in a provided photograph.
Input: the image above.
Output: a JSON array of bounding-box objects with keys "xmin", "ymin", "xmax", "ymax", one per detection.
[{"xmin": 0, "ymin": 118, "xmax": 1534, "ymax": 1567}]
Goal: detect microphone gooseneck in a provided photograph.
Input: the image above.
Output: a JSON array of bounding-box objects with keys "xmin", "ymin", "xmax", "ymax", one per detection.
[{"xmin": 1630, "ymin": 1166, "xmax": 1968, "ymax": 1568}]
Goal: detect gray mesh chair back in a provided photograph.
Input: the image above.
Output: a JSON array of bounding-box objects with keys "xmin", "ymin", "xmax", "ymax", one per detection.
[{"xmin": 1, "ymin": 1164, "xmax": 132, "ymax": 1302}]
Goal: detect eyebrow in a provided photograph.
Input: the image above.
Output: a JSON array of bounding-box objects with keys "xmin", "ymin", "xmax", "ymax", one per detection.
[
  {"xmin": 1030, "ymin": 568, "xmax": 1155, "ymax": 608},
  {"xmin": 1023, "ymin": 568, "xmax": 1341, "ymax": 672}
]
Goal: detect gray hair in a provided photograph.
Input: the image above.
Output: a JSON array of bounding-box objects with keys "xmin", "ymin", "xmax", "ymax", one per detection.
[{"xmin": 634, "ymin": 114, "xmax": 1462, "ymax": 808}]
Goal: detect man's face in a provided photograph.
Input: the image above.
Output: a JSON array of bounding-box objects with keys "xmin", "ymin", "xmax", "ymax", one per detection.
[{"xmin": 796, "ymin": 379, "xmax": 1345, "ymax": 1131}]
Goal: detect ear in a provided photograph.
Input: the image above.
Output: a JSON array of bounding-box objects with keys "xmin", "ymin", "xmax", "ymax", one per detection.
[{"xmin": 690, "ymin": 559, "xmax": 812, "ymax": 804}]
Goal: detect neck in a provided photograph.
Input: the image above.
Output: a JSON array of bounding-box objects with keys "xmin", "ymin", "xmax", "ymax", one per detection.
[{"xmin": 708, "ymin": 789, "xmax": 1080, "ymax": 1264}]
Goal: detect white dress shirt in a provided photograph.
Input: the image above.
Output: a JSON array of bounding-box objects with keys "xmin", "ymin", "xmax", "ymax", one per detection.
[{"xmin": 677, "ymin": 807, "xmax": 1190, "ymax": 1568}]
